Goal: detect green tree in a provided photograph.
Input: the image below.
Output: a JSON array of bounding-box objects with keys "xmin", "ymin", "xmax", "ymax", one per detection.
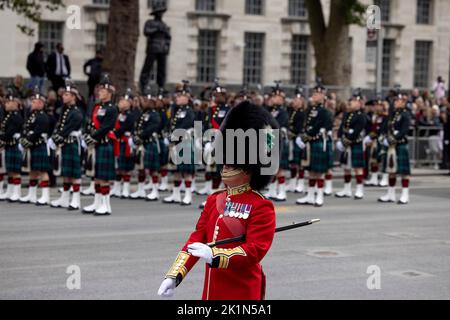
[
  {"xmin": 0, "ymin": 0, "xmax": 64, "ymax": 35},
  {"xmin": 305, "ymin": 0, "xmax": 366, "ymax": 87}
]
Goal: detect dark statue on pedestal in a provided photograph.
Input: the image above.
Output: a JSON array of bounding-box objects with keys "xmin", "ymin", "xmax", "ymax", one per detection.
[{"xmin": 140, "ymin": 0, "xmax": 172, "ymax": 92}]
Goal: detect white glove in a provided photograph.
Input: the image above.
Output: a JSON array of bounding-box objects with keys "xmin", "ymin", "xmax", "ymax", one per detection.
[
  {"xmin": 187, "ymin": 242, "xmax": 213, "ymax": 264},
  {"xmin": 204, "ymin": 142, "xmax": 213, "ymax": 153},
  {"xmin": 164, "ymin": 137, "xmax": 170, "ymax": 146},
  {"xmin": 295, "ymin": 137, "xmax": 305, "ymax": 149},
  {"xmin": 336, "ymin": 140, "xmax": 345, "ymax": 152},
  {"xmin": 18, "ymin": 143, "xmax": 24, "ymax": 153},
  {"xmin": 363, "ymin": 136, "xmax": 372, "ymax": 146},
  {"xmin": 80, "ymin": 138, "xmax": 87, "ymax": 150},
  {"xmin": 47, "ymin": 138, "xmax": 57, "ymax": 151},
  {"xmin": 13, "ymin": 133, "xmax": 21, "ymax": 140},
  {"xmin": 128, "ymin": 137, "xmax": 136, "ymax": 150},
  {"xmin": 157, "ymin": 278, "xmax": 176, "ymax": 298},
  {"xmin": 383, "ymin": 138, "xmax": 389, "ymax": 147},
  {"xmin": 195, "ymin": 138, "xmax": 202, "ymax": 151},
  {"xmin": 445, "ymin": 140, "xmax": 449, "ymax": 146}
]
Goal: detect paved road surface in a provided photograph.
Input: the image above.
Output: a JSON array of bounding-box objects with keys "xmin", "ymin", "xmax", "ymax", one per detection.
[{"xmin": 0, "ymin": 175, "xmax": 449, "ymax": 300}]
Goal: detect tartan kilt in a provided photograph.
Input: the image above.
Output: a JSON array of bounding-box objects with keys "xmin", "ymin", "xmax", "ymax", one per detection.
[
  {"xmin": 159, "ymin": 138, "xmax": 169, "ymax": 166},
  {"xmin": 327, "ymin": 139, "xmax": 334, "ymax": 170},
  {"xmin": 144, "ymin": 142, "xmax": 160, "ymax": 172},
  {"xmin": 291, "ymin": 143, "xmax": 303, "ymax": 166},
  {"xmin": 117, "ymin": 141, "xmax": 135, "ymax": 172},
  {"xmin": 340, "ymin": 143, "xmax": 365, "ymax": 169},
  {"xmin": 169, "ymin": 141, "xmax": 196, "ymax": 174},
  {"xmin": 5, "ymin": 145, "xmax": 22, "ymax": 173},
  {"xmin": 280, "ymin": 138, "xmax": 290, "ymax": 170},
  {"xmin": 30, "ymin": 144, "xmax": 50, "ymax": 172},
  {"xmin": 308, "ymin": 140, "xmax": 330, "ymax": 173},
  {"xmin": 95, "ymin": 142, "xmax": 116, "ymax": 181},
  {"xmin": 396, "ymin": 143, "xmax": 411, "ymax": 175},
  {"xmin": 61, "ymin": 143, "xmax": 81, "ymax": 179}
]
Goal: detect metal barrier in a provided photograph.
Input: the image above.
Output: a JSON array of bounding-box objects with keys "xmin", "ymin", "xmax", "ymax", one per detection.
[
  {"xmin": 409, "ymin": 126, "xmax": 443, "ymax": 168},
  {"xmin": 330, "ymin": 126, "xmax": 443, "ymax": 169}
]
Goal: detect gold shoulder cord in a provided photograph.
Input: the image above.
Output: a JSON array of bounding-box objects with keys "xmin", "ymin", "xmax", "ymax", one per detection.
[{"xmin": 165, "ymin": 251, "xmax": 191, "ymax": 286}]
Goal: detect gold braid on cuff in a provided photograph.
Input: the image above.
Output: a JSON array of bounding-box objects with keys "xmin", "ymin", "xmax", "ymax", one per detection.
[
  {"xmin": 210, "ymin": 247, "xmax": 247, "ymax": 269},
  {"xmin": 165, "ymin": 251, "xmax": 190, "ymax": 286}
]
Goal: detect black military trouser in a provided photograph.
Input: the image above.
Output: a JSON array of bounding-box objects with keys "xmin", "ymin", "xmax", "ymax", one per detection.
[{"xmin": 139, "ymin": 52, "xmax": 167, "ymax": 91}]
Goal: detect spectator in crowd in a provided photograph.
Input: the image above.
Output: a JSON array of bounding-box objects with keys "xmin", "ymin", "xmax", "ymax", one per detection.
[
  {"xmin": 46, "ymin": 43, "xmax": 71, "ymax": 91},
  {"xmin": 441, "ymin": 98, "xmax": 450, "ymax": 172},
  {"xmin": 83, "ymin": 50, "xmax": 104, "ymax": 98},
  {"xmin": 418, "ymin": 105, "xmax": 443, "ymax": 169},
  {"xmin": 26, "ymin": 42, "xmax": 46, "ymax": 93},
  {"xmin": 433, "ymin": 76, "xmax": 446, "ymax": 104},
  {"xmin": 11, "ymin": 75, "xmax": 26, "ymax": 99}
]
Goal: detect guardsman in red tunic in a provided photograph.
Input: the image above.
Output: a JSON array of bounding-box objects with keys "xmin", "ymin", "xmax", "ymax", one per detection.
[{"xmin": 158, "ymin": 101, "xmax": 278, "ymax": 300}]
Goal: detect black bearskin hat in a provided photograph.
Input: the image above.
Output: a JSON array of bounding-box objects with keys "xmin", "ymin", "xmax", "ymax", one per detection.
[{"xmin": 219, "ymin": 101, "xmax": 280, "ymax": 191}]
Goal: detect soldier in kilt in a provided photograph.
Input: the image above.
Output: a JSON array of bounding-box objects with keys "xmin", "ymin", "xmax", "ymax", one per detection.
[
  {"xmin": 163, "ymin": 81, "xmax": 196, "ymax": 206},
  {"xmin": 198, "ymin": 80, "xmax": 231, "ymax": 197},
  {"xmin": 379, "ymin": 91, "xmax": 412, "ymax": 205},
  {"xmin": 82, "ymin": 74, "xmax": 119, "ymax": 216},
  {"xmin": 335, "ymin": 90, "xmax": 367, "ymax": 200},
  {"xmin": 264, "ymin": 82, "xmax": 289, "ymax": 202},
  {"xmin": 323, "ymin": 93, "xmax": 337, "ymax": 196},
  {"xmin": 0, "ymin": 89, "xmax": 23, "ymax": 202},
  {"xmin": 296, "ymin": 81, "xmax": 333, "ymax": 207},
  {"xmin": 110, "ymin": 89, "xmax": 136, "ymax": 199},
  {"xmin": 130, "ymin": 90, "xmax": 162, "ymax": 201},
  {"xmin": 48, "ymin": 81, "xmax": 84, "ymax": 210},
  {"xmin": 19, "ymin": 88, "xmax": 51, "ymax": 205},
  {"xmin": 155, "ymin": 88, "xmax": 171, "ymax": 192},
  {"xmin": 81, "ymin": 84, "xmax": 101, "ymax": 196},
  {"xmin": 364, "ymin": 97, "xmax": 388, "ymax": 187},
  {"xmin": 288, "ymin": 86, "xmax": 306, "ymax": 194}
]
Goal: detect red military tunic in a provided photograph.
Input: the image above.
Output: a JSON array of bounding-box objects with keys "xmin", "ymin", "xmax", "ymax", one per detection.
[{"xmin": 165, "ymin": 184, "xmax": 276, "ymax": 300}]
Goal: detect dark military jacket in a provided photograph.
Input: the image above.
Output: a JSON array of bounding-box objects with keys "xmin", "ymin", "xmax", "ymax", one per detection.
[
  {"xmin": 91, "ymin": 100, "xmax": 118, "ymax": 142},
  {"xmin": 301, "ymin": 104, "xmax": 332, "ymax": 141},
  {"xmin": 0, "ymin": 111, "xmax": 23, "ymax": 145},
  {"xmin": 207, "ymin": 103, "xmax": 231, "ymax": 130},
  {"xmin": 288, "ymin": 108, "xmax": 304, "ymax": 138},
  {"xmin": 134, "ymin": 108, "xmax": 162, "ymax": 143},
  {"xmin": 22, "ymin": 110, "xmax": 49, "ymax": 146},
  {"xmin": 338, "ymin": 110, "xmax": 367, "ymax": 145},
  {"xmin": 387, "ymin": 107, "xmax": 411, "ymax": 145},
  {"xmin": 169, "ymin": 104, "xmax": 196, "ymax": 132},
  {"xmin": 267, "ymin": 105, "xmax": 289, "ymax": 129},
  {"xmin": 52, "ymin": 103, "xmax": 83, "ymax": 145},
  {"xmin": 113, "ymin": 109, "xmax": 135, "ymax": 140}
]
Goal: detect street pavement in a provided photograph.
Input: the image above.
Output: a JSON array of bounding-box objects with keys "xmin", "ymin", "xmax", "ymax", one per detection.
[{"xmin": 0, "ymin": 175, "xmax": 449, "ymax": 300}]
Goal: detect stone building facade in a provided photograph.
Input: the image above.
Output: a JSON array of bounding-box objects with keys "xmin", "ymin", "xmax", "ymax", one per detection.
[{"xmin": 0, "ymin": 0, "xmax": 449, "ymax": 93}]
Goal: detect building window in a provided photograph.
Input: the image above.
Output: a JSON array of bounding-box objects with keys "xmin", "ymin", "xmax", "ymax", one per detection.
[
  {"xmin": 416, "ymin": 0, "xmax": 432, "ymax": 24},
  {"xmin": 382, "ymin": 39, "xmax": 394, "ymax": 88},
  {"xmin": 96, "ymin": 24, "xmax": 108, "ymax": 51},
  {"xmin": 291, "ymin": 35, "xmax": 309, "ymax": 85},
  {"xmin": 93, "ymin": 0, "xmax": 110, "ymax": 5},
  {"xmin": 374, "ymin": 0, "xmax": 390, "ymax": 22},
  {"xmin": 288, "ymin": 0, "xmax": 308, "ymax": 17},
  {"xmin": 243, "ymin": 32, "xmax": 264, "ymax": 85},
  {"xmin": 197, "ymin": 30, "xmax": 218, "ymax": 83},
  {"xmin": 196, "ymin": 0, "xmax": 215, "ymax": 12},
  {"xmin": 38, "ymin": 21, "xmax": 64, "ymax": 55},
  {"xmin": 245, "ymin": 0, "xmax": 264, "ymax": 15},
  {"xmin": 414, "ymin": 41, "xmax": 432, "ymax": 88}
]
